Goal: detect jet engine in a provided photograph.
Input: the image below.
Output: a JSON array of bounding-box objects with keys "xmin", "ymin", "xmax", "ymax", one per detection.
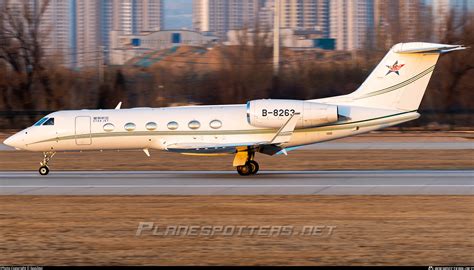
[{"xmin": 246, "ymin": 99, "xmax": 339, "ymax": 128}]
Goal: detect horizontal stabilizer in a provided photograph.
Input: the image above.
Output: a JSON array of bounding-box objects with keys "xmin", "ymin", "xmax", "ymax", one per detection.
[{"xmin": 393, "ymin": 42, "xmax": 466, "ymax": 54}]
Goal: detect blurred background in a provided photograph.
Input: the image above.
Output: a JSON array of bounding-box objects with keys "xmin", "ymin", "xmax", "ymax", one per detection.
[{"xmin": 0, "ymin": 0, "xmax": 472, "ymax": 130}]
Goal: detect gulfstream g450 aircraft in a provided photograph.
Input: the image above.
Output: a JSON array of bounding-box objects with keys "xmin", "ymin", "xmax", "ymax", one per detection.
[{"xmin": 3, "ymin": 42, "xmax": 466, "ymax": 175}]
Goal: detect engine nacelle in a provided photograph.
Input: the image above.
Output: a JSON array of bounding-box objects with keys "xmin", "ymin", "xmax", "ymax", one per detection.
[{"xmin": 246, "ymin": 99, "xmax": 339, "ymax": 128}]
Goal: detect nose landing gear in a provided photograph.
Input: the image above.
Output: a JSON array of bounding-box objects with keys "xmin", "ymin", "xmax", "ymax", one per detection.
[
  {"xmin": 39, "ymin": 151, "xmax": 55, "ymax": 175},
  {"xmin": 39, "ymin": 166, "xmax": 49, "ymax": 175}
]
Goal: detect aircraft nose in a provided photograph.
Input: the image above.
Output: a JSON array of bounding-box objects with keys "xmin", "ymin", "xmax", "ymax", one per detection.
[
  {"xmin": 3, "ymin": 133, "xmax": 24, "ymax": 149},
  {"xmin": 3, "ymin": 135, "xmax": 14, "ymax": 146}
]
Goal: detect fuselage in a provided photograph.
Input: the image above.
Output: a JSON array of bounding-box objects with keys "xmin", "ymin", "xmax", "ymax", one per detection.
[{"xmin": 4, "ymin": 102, "xmax": 420, "ymax": 153}]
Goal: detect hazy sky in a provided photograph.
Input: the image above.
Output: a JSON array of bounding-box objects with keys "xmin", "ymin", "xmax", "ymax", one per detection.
[{"xmin": 164, "ymin": 0, "xmax": 193, "ymax": 30}]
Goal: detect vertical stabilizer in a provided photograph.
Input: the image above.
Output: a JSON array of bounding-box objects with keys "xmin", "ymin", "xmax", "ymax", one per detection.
[{"xmin": 325, "ymin": 42, "xmax": 465, "ymax": 111}]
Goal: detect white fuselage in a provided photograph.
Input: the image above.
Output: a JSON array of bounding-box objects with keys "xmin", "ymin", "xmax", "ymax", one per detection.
[{"xmin": 6, "ymin": 102, "xmax": 420, "ymax": 153}]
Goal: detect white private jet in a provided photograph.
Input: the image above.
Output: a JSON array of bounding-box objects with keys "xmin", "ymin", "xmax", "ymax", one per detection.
[{"xmin": 3, "ymin": 42, "xmax": 465, "ymax": 176}]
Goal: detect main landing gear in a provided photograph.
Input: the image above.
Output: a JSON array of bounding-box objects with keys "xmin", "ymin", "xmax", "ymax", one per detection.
[
  {"xmin": 237, "ymin": 160, "xmax": 259, "ymax": 176},
  {"xmin": 235, "ymin": 150, "xmax": 259, "ymax": 176},
  {"xmin": 39, "ymin": 151, "xmax": 55, "ymax": 175}
]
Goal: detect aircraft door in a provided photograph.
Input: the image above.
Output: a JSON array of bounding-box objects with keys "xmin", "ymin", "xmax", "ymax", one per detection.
[{"xmin": 75, "ymin": 116, "xmax": 92, "ymax": 145}]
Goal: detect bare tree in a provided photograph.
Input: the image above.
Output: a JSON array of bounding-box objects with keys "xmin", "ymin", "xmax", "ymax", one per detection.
[
  {"xmin": 426, "ymin": 12, "xmax": 474, "ymax": 113},
  {"xmin": 0, "ymin": 0, "xmax": 51, "ymax": 113}
]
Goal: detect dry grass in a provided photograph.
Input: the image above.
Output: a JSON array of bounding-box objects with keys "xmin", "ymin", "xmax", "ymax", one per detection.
[{"xmin": 1, "ymin": 196, "xmax": 473, "ymax": 265}]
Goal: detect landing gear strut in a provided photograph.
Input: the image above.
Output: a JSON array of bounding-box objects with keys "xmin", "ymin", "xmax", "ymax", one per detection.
[
  {"xmin": 39, "ymin": 151, "xmax": 55, "ymax": 175},
  {"xmin": 236, "ymin": 151, "xmax": 259, "ymax": 176}
]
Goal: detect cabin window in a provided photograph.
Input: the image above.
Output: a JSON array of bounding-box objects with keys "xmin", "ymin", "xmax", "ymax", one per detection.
[
  {"xmin": 124, "ymin": 122, "xmax": 136, "ymax": 131},
  {"xmin": 34, "ymin": 117, "xmax": 49, "ymax": 126},
  {"xmin": 209, "ymin": 120, "xmax": 222, "ymax": 129},
  {"xmin": 43, "ymin": 118, "xmax": 55, "ymax": 126},
  {"xmin": 103, "ymin": 123, "xmax": 115, "ymax": 132},
  {"xmin": 188, "ymin": 120, "xmax": 201, "ymax": 130},
  {"xmin": 167, "ymin": 121, "xmax": 179, "ymax": 130},
  {"xmin": 146, "ymin": 122, "xmax": 157, "ymax": 131}
]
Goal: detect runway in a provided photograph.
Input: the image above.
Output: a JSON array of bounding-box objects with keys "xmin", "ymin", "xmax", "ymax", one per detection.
[{"xmin": 0, "ymin": 170, "xmax": 472, "ymax": 195}]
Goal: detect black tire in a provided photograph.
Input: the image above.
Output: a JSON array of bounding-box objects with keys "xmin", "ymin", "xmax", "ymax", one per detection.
[
  {"xmin": 237, "ymin": 164, "xmax": 252, "ymax": 176},
  {"xmin": 39, "ymin": 166, "xmax": 49, "ymax": 176},
  {"xmin": 248, "ymin": 160, "xmax": 259, "ymax": 174}
]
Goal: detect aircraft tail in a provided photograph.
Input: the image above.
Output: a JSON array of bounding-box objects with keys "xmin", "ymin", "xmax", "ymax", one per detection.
[{"xmin": 343, "ymin": 42, "xmax": 465, "ymax": 111}]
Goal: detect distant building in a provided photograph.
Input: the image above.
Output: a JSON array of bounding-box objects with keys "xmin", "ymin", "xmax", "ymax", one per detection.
[
  {"xmin": 256, "ymin": 1, "xmax": 274, "ymax": 29},
  {"xmin": 102, "ymin": 0, "xmax": 164, "ymax": 64},
  {"xmin": 3, "ymin": 0, "xmax": 164, "ymax": 68},
  {"xmin": 75, "ymin": 1, "xmax": 102, "ymax": 68},
  {"xmin": 431, "ymin": 0, "xmax": 471, "ymax": 42},
  {"xmin": 193, "ymin": 0, "xmax": 264, "ymax": 39},
  {"xmin": 258, "ymin": 0, "xmax": 330, "ymax": 37},
  {"xmin": 374, "ymin": 0, "xmax": 423, "ymax": 48},
  {"xmin": 193, "ymin": 0, "xmax": 330, "ymax": 39},
  {"xmin": 226, "ymin": 28, "xmax": 334, "ymax": 49},
  {"xmin": 109, "ymin": 29, "xmax": 218, "ymax": 65},
  {"xmin": 1, "ymin": 0, "xmax": 79, "ymax": 68},
  {"xmin": 228, "ymin": 0, "xmax": 266, "ymax": 30},
  {"xmin": 109, "ymin": 0, "xmax": 164, "ymax": 35},
  {"xmin": 41, "ymin": 0, "xmax": 76, "ymax": 65},
  {"xmin": 330, "ymin": 0, "xmax": 375, "ymax": 51}
]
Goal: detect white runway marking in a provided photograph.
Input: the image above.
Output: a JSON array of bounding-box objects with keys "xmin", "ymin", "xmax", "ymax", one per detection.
[{"xmin": 0, "ymin": 170, "xmax": 472, "ymax": 195}]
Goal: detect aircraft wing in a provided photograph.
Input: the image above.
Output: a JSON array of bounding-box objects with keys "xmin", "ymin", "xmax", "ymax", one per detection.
[
  {"xmin": 269, "ymin": 112, "xmax": 300, "ymax": 144},
  {"xmin": 166, "ymin": 113, "xmax": 300, "ymax": 156},
  {"xmin": 166, "ymin": 142, "xmax": 267, "ymax": 154}
]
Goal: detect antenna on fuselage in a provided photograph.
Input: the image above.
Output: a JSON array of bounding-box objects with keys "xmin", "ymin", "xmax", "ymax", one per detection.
[{"xmin": 115, "ymin": 102, "xmax": 122, "ymax": 110}]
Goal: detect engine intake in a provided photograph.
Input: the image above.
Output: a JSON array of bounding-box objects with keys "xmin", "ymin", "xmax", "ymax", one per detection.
[{"xmin": 246, "ymin": 99, "xmax": 339, "ymax": 128}]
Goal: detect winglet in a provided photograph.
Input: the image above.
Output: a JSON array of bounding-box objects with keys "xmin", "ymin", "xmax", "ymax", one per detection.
[
  {"xmin": 115, "ymin": 102, "xmax": 122, "ymax": 110},
  {"xmin": 270, "ymin": 113, "xmax": 300, "ymax": 144}
]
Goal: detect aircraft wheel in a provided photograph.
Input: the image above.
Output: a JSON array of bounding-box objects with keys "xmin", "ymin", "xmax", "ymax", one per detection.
[
  {"xmin": 248, "ymin": 160, "xmax": 259, "ymax": 174},
  {"xmin": 39, "ymin": 166, "xmax": 49, "ymax": 176},
  {"xmin": 237, "ymin": 164, "xmax": 252, "ymax": 176}
]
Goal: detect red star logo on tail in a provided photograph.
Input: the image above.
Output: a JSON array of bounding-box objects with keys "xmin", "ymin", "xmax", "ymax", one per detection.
[{"xmin": 386, "ymin": 61, "xmax": 405, "ymax": 75}]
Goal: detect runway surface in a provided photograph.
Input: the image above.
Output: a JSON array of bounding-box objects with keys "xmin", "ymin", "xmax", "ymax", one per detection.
[{"xmin": 0, "ymin": 170, "xmax": 472, "ymax": 195}]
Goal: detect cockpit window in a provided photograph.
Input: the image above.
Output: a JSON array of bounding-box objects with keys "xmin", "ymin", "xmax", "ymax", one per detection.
[
  {"xmin": 43, "ymin": 118, "xmax": 54, "ymax": 126},
  {"xmin": 34, "ymin": 117, "xmax": 49, "ymax": 126}
]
